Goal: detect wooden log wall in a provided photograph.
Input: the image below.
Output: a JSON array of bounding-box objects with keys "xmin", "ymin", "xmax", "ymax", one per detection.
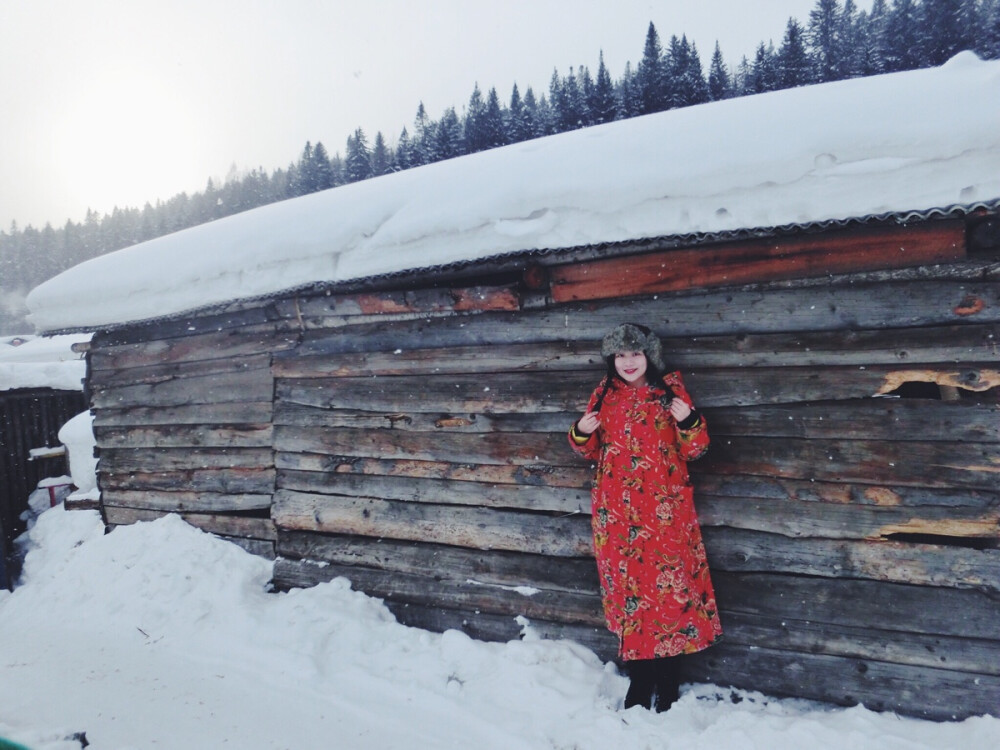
[
  {"xmin": 80, "ymin": 218, "xmax": 999, "ymax": 720},
  {"xmin": 88, "ymin": 309, "xmax": 299, "ymax": 558},
  {"xmin": 266, "ymin": 227, "xmax": 1000, "ymax": 721}
]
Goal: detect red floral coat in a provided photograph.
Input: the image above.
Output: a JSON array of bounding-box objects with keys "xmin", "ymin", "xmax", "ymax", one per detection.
[{"xmin": 569, "ymin": 371, "xmax": 722, "ymax": 661}]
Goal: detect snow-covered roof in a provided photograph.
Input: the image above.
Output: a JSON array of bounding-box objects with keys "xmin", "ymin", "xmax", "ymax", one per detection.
[
  {"xmin": 27, "ymin": 53, "xmax": 1000, "ymax": 333},
  {"xmin": 0, "ymin": 333, "xmax": 89, "ymax": 391}
]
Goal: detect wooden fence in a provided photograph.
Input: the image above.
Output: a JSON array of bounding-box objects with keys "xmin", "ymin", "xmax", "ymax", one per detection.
[{"xmin": 0, "ymin": 388, "xmax": 86, "ymax": 587}]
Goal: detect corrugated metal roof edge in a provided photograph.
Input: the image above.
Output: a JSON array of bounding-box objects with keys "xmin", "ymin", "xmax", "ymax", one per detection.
[{"xmin": 38, "ymin": 199, "xmax": 1000, "ymax": 336}]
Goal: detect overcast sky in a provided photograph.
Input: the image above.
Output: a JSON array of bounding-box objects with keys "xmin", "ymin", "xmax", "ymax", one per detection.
[{"xmin": 1, "ymin": 0, "xmax": 826, "ymax": 230}]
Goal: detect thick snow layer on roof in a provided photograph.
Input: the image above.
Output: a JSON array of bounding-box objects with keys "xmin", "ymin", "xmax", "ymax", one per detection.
[
  {"xmin": 0, "ymin": 334, "xmax": 89, "ymax": 391},
  {"xmin": 27, "ymin": 53, "xmax": 1000, "ymax": 333}
]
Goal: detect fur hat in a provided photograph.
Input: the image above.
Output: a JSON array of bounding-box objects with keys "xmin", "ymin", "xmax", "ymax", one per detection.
[{"xmin": 601, "ymin": 323, "xmax": 665, "ymax": 371}]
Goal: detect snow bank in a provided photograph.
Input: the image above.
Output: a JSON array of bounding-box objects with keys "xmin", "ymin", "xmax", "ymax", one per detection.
[
  {"xmin": 0, "ymin": 334, "xmax": 90, "ymax": 391},
  {"xmin": 58, "ymin": 411, "xmax": 98, "ymax": 495},
  {"xmin": 27, "ymin": 54, "xmax": 1000, "ymax": 333},
  {"xmin": 0, "ymin": 508, "xmax": 997, "ymax": 749}
]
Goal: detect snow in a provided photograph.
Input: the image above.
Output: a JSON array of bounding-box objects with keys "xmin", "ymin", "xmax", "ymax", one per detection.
[
  {"xmin": 0, "ymin": 333, "xmax": 90, "ymax": 391},
  {"xmin": 1, "ymin": 507, "xmax": 997, "ymax": 750},
  {"xmin": 58, "ymin": 411, "xmax": 98, "ymax": 496},
  {"xmin": 26, "ymin": 54, "xmax": 1000, "ymax": 333}
]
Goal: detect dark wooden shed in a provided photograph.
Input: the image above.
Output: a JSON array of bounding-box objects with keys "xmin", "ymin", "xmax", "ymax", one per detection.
[
  {"xmin": 72, "ymin": 211, "xmax": 1000, "ymax": 720},
  {"xmin": 29, "ymin": 59, "xmax": 1000, "ymax": 720},
  {"xmin": 0, "ymin": 388, "xmax": 86, "ymax": 586}
]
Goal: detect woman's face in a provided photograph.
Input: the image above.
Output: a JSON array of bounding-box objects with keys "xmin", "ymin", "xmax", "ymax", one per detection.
[{"xmin": 614, "ymin": 350, "xmax": 648, "ymax": 386}]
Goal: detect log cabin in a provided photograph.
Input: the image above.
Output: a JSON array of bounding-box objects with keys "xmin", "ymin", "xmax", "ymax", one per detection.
[{"xmin": 26, "ymin": 55, "xmax": 1000, "ymax": 720}]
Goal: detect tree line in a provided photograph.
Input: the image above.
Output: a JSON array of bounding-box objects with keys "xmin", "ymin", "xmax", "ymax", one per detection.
[{"xmin": 2, "ymin": 0, "xmax": 999, "ymax": 333}]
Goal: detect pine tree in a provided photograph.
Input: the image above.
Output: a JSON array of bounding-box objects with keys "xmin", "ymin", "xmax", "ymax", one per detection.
[
  {"xmin": 668, "ymin": 35, "xmax": 708, "ymax": 106},
  {"xmin": 809, "ymin": 0, "xmax": 845, "ymax": 81},
  {"xmin": 371, "ymin": 132, "xmax": 391, "ymax": 176},
  {"xmin": 311, "ymin": 141, "xmax": 335, "ymax": 190},
  {"xmin": 637, "ymin": 22, "xmax": 667, "ymax": 113},
  {"xmin": 344, "ymin": 128, "xmax": 373, "ymax": 183},
  {"xmin": 575, "ymin": 65, "xmax": 594, "ymax": 127},
  {"xmin": 591, "ymin": 51, "xmax": 619, "ymax": 123},
  {"xmin": 920, "ymin": 0, "xmax": 979, "ymax": 65},
  {"xmin": 521, "ymin": 86, "xmax": 546, "ymax": 138},
  {"xmin": 839, "ymin": 0, "xmax": 864, "ymax": 77},
  {"xmin": 777, "ymin": 18, "xmax": 812, "ymax": 88},
  {"xmin": 507, "ymin": 83, "xmax": 530, "ymax": 143},
  {"xmin": 618, "ymin": 61, "xmax": 642, "ymax": 117},
  {"xmin": 750, "ymin": 41, "xmax": 780, "ymax": 92},
  {"xmin": 708, "ymin": 42, "xmax": 731, "ymax": 100},
  {"xmin": 435, "ymin": 107, "xmax": 464, "ymax": 160},
  {"xmin": 732, "ymin": 55, "xmax": 753, "ymax": 97},
  {"xmin": 883, "ymin": 0, "xmax": 923, "ymax": 71},
  {"xmin": 981, "ymin": 0, "xmax": 1000, "ymax": 59},
  {"xmin": 483, "ymin": 87, "xmax": 507, "ymax": 148},
  {"xmin": 464, "ymin": 83, "xmax": 489, "ymax": 152},
  {"xmin": 412, "ymin": 102, "xmax": 438, "ymax": 165}
]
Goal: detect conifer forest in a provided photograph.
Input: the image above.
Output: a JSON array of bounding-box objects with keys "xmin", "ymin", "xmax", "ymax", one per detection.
[{"xmin": 2, "ymin": 0, "xmax": 998, "ymax": 333}]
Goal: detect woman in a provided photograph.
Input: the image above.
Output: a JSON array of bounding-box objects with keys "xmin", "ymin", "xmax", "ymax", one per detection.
[{"xmin": 568, "ymin": 323, "xmax": 722, "ymax": 711}]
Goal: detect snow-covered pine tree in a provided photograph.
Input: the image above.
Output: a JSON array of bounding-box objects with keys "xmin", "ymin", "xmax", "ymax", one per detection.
[
  {"xmin": 707, "ymin": 42, "xmax": 731, "ymax": 100},
  {"xmin": 344, "ymin": 128, "xmax": 373, "ymax": 183},
  {"xmin": 778, "ymin": 17, "xmax": 813, "ymax": 87},
  {"xmin": 637, "ymin": 22, "xmax": 667, "ymax": 113},
  {"xmin": 809, "ymin": 0, "xmax": 846, "ymax": 81},
  {"xmin": 591, "ymin": 51, "xmax": 619, "ymax": 123}
]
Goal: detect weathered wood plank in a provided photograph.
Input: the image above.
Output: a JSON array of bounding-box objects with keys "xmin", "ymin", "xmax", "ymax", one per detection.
[
  {"xmin": 699, "ymin": 434, "xmax": 1000, "ymax": 490},
  {"xmin": 274, "ymin": 322, "xmax": 1000, "ymax": 378},
  {"xmin": 90, "ymin": 305, "xmax": 292, "ymax": 347},
  {"xmin": 280, "ymin": 284, "xmax": 521, "ymax": 320},
  {"xmin": 91, "ymin": 365, "xmax": 273, "ymax": 409},
  {"xmin": 712, "ymin": 571, "xmax": 1000, "ymax": 639},
  {"xmin": 99, "ymin": 468, "xmax": 275, "ymax": 495},
  {"xmin": 274, "ymin": 340, "xmax": 600, "ymax": 377},
  {"xmin": 100, "ymin": 489, "xmax": 272, "ymax": 513},
  {"xmin": 693, "ymin": 474, "xmax": 1000, "ymax": 511},
  {"xmin": 273, "ymin": 401, "xmax": 577, "ymax": 434},
  {"xmin": 89, "ymin": 353, "xmax": 274, "ymax": 390},
  {"xmin": 276, "ymin": 531, "xmax": 599, "ymax": 594},
  {"xmin": 704, "ymin": 401, "xmax": 1000, "ymax": 443},
  {"xmin": 549, "ymin": 221, "xmax": 967, "ymax": 302},
  {"xmin": 277, "ymin": 469, "xmax": 590, "ymax": 514},
  {"xmin": 278, "ymin": 278, "xmax": 1000, "ymax": 347},
  {"xmin": 104, "ymin": 506, "xmax": 277, "ymax": 541},
  {"xmin": 274, "ymin": 452, "xmax": 590, "ymax": 489},
  {"xmin": 685, "ymin": 641, "xmax": 999, "ymax": 720},
  {"xmin": 697, "ymin": 494, "xmax": 1000, "ymax": 541},
  {"xmin": 272, "ymin": 399, "xmax": 1000, "ymax": 444},
  {"xmin": 274, "ymin": 425, "xmax": 570, "ymax": 467},
  {"xmin": 90, "ymin": 328, "xmax": 299, "ymax": 372},
  {"xmin": 272, "ymin": 489, "xmax": 593, "ymax": 557},
  {"xmin": 98, "ymin": 447, "xmax": 274, "ymax": 472},
  {"xmin": 94, "ymin": 424, "xmax": 273, "ymax": 449},
  {"xmin": 92, "ymin": 401, "xmax": 274, "ymax": 427},
  {"xmin": 277, "ymin": 364, "xmax": 999, "ymax": 413},
  {"xmin": 719, "ymin": 610, "xmax": 1000, "ymax": 677},
  {"xmin": 272, "ymin": 557, "xmax": 604, "ymax": 625},
  {"xmin": 703, "ymin": 527, "xmax": 1000, "ymax": 591}
]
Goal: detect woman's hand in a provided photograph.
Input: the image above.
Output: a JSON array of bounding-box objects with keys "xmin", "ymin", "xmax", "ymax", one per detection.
[
  {"xmin": 669, "ymin": 398, "xmax": 692, "ymax": 422},
  {"xmin": 577, "ymin": 410, "xmax": 601, "ymax": 435}
]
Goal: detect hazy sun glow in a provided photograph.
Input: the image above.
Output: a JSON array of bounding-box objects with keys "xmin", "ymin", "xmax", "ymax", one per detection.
[{"xmin": 49, "ymin": 67, "xmax": 209, "ymax": 217}]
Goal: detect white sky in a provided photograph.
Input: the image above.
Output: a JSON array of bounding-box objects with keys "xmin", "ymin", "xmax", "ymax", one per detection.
[{"xmin": 1, "ymin": 0, "xmax": 824, "ymax": 230}]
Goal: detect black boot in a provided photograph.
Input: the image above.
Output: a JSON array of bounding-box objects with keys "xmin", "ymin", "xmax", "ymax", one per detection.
[
  {"xmin": 623, "ymin": 657, "xmax": 682, "ymax": 712},
  {"xmin": 623, "ymin": 658, "xmax": 657, "ymax": 710}
]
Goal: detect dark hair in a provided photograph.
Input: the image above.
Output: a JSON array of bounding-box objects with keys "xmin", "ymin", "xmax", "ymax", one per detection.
[{"xmin": 592, "ymin": 351, "xmax": 675, "ymax": 413}]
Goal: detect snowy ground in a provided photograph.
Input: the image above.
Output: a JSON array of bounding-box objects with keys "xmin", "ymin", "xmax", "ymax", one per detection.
[{"xmin": 0, "ymin": 507, "xmax": 997, "ymax": 750}]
